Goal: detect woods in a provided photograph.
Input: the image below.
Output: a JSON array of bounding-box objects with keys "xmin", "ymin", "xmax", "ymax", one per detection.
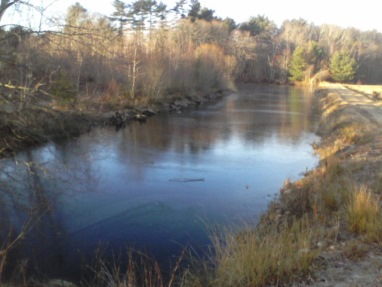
[{"xmin": 0, "ymin": 0, "xmax": 382, "ymax": 113}]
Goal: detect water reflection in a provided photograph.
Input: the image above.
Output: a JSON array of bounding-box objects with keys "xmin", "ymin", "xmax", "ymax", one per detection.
[{"xmin": 0, "ymin": 84, "xmax": 319, "ymax": 281}]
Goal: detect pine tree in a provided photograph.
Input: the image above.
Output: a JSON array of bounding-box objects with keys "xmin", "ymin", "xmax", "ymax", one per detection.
[
  {"xmin": 288, "ymin": 46, "xmax": 307, "ymax": 82},
  {"xmin": 330, "ymin": 51, "xmax": 358, "ymax": 83}
]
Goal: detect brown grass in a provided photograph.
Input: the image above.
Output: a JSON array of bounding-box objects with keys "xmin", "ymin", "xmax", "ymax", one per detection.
[
  {"xmin": 86, "ymin": 248, "xmax": 186, "ymax": 287},
  {"xmin": 181, "ymin": 217, "xmax": 319, "ymax": 287},
  {"xmin": 346, "ymin": 186, "xmax": 382, "ymax": 243}
]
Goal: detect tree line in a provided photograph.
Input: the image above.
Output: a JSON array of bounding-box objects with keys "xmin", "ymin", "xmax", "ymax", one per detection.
[{"xmin": 1, "ymin": 0, "xmax": 382, "ymax": 109}]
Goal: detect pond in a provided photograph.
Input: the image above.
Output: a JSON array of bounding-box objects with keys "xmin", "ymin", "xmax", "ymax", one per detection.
[{"xmin": 1, "ymin": 84, "xmax": 319, "ymax": 281}]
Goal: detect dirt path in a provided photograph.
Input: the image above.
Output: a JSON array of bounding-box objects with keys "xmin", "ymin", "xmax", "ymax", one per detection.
[
  {"xmin": 332, "ymin": 84, "xmax": 382, "ymax": 125},
  {"xmin": 292, "ymin": 83, "xmax": 382, "ymax": 287}
]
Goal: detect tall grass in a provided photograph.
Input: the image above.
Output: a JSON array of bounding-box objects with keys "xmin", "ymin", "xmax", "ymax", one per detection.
[
  {"xmin": 182, "ymin": 218, "xmax": 318, "ymax": 287},
  {"xmin": 347, "ymin": 186, "xmax": 382, "ymax": 243},
  {"xmin": 86, "ymin": 248, "xmax": 186, "ymax": 287}
]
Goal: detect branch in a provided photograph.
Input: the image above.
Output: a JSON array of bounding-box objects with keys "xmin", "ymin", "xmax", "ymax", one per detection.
[
  {"xmin": 0, "ymin": 82, "xmax": 30, "ymax": 91},
  {"xmin": 0, "ymin": 0, "xmax": 21, "ymax": 22},
  {"xmin": 0, "ymin": 82, "xmax": 54, "ymax": 98}
]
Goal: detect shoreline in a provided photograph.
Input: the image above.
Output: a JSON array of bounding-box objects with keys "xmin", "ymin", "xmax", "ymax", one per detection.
[{"xmin": 0, "ymin": 89, "xmax": 228, "ymax": 157}]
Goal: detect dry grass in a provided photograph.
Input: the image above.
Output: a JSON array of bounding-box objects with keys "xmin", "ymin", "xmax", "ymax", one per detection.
[
  {"xmin": 346, "ymin": 186, "xmax": 382, "ymax": 243},
  {"xmin": 86, "ymin": 248, "xmax": 186, "ymax": 287},
  {"xmin": 279, "ymin": 156, "xmax": 352, "ymax": 223},
  {"xmin": 182, "ymin": 218, "xmax": 318, "ymax": 287},
  {"xmin": 215, "ymin": 221, "xmax": 317, "ymax": 286}
]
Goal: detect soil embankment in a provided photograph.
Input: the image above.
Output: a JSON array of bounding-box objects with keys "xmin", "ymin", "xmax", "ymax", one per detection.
[{"xmin": 287, "ymin": 83, "xmax": 382, "ymax": 286}]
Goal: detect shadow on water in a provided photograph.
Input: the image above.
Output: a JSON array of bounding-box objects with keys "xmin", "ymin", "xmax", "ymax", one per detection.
[{"xmin": 0, "ymin": 84, "xmax": 320, "ymax": 282}]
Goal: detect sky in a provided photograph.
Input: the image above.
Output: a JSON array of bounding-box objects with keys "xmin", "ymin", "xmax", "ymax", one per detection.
[{"xmin": 3, "ymin": 0, "xmax": 382, "ymax": 32}]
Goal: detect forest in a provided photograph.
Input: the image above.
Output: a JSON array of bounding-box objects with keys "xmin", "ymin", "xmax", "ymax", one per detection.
[{"xmin": 1, "ymin": 0, "xmax": 382, "ymax": 112}]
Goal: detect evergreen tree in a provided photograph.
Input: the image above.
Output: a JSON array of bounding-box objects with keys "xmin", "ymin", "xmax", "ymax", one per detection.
[
  {"xmin": 188, "ymin": 0, "xmax": 215, "ymax": 22},
  {"xmin": 187, "ymin": 0, "xmax": 200, "ymax": 22},
  {"xmin": 330, "ymin": 51, "xmax": 358, "ymax": 83},
  {"xmin": 173, "ymin": 0, "xmax": 187, "ymax": 18},
  {"xmin": 239, "ymin": 15, "xmax": 277, "ymax": 38},
  {"xmin": 112, "ymin": 0, "xmax": 130, "ymax": 34},
  {"xmin": 288, "ymin": 46, "xmax": 307, "ymax": 82}
]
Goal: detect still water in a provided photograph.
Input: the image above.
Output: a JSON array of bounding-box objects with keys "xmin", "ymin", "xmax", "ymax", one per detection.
[{"xmin": 2, "ymin": 85, "xmax": 319, "ymax": 280}]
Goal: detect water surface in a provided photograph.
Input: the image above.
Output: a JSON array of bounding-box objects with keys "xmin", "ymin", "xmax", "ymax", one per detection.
[{"xmin": 1, "ymin": 85, "xmax": 319, "ymax": 280}]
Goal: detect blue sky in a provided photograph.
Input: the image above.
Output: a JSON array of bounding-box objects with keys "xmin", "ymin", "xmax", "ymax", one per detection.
[{"xmin": 3, "ymin": 0, "xmax": 382, "ymax": 32}]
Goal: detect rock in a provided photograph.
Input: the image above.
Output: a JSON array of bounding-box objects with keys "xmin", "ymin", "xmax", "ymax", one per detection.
[{"xmin": 141, "ymin": 108, "xmax": 156, "ymax": 117}]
